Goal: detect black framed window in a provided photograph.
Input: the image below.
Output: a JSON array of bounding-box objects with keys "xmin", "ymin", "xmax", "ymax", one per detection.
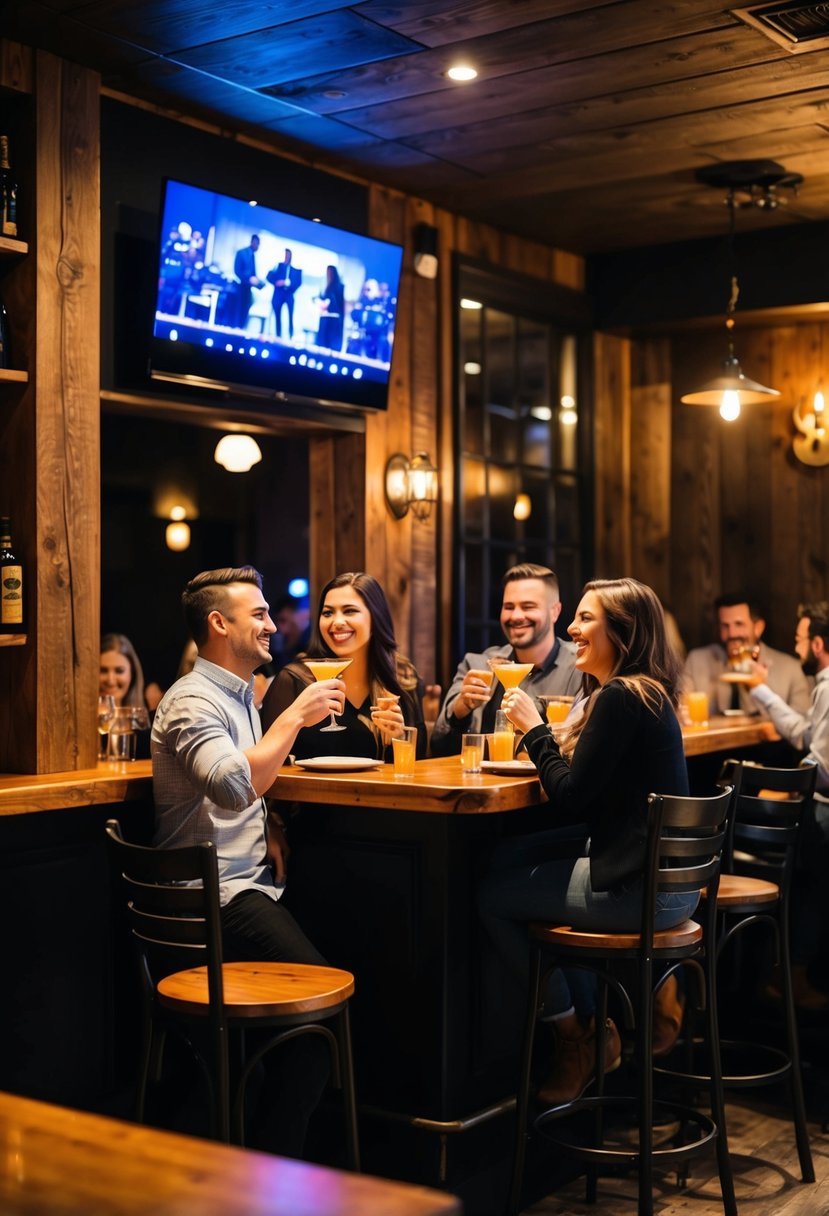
[{"xmin": 453, "ymin": 260, "xmax": 593, "ymax": 659}]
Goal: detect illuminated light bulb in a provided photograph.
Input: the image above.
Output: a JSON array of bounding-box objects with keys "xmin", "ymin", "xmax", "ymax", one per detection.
[
  {"xmin": 165, "ymin": 521, "xmax": 191, "ymax": 552},
  {"xmin": 560, "ymin": 408, "xmax": 578, "ymax": 426},
  {"xmin": 169, "ymin": 504, "xmax": 187, "ymax": 521},
  {"xmin": 513, "ymin": 493, "xmax": 532, "ymax": 521},
  {"xmin": 719, "ymin": 391, "xmax": 741, "ymax": 422},
  {"xmin": 460, "ymin": 298, "xmax": 482, "ymax": 310}
]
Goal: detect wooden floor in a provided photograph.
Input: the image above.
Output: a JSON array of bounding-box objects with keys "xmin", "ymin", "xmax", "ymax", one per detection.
[{"xmin": 521, "ymin": 1101, "xmax": 829, "ymax": 1215}]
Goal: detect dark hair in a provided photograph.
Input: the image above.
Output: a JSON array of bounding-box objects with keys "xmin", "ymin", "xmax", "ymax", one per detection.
[
  {"xmin": 100, "ymin": 632, "xmax": 146, "ymax": 709},
  {"xmin": 714, "ymin": 592, "xmax": 765, "ymax": 621},
  {"xmin": 800, "ymin": 601, "xmax": 829, "ymax": 645},
  {"xmin": 182, "ymin": 566, "xmax": 263, "ymax": 646},
  {"xmin": 501, "ymin": 563, "xmax": 560, "ymax": 598},
  {"xmin": 563, "ymin": 578, "xmax": 682, "ymax": 757},
  {"xmin": 307, "ymin": 572, "xmax": 401, "ymax": 696}
]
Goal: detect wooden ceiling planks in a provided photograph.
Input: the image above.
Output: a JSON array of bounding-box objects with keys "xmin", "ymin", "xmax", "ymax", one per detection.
[{"xmin": 8, "ymin": 0, "xmax": 829, "ymax": 252}]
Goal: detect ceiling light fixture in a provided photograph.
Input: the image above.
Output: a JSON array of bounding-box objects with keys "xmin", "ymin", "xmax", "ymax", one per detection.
[
  {"xmin": 681, "ymin": 162, "xmax": 786, "ymax": 421},
  {"xmin": 446, "ymin": 64, "xmax": 478, "ymax": 82},
  {"xmin": 214, "ymin": 434, "xmax": 263, "ymax": 472}
]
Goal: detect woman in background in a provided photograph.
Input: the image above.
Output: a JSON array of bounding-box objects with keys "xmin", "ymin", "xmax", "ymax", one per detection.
[
  {"xmin": 99, "ymin": 632, "xmax": 147, "ymax": 708},
  {"xmin": 316, "ymin": 265, "xmax": 345, "ymax": 352}
]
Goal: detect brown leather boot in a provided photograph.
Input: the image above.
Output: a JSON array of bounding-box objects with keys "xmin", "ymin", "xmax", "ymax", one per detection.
[
  {"xmin": 537, "ymin": 1015, "xmax": 622, "ymax": 1107},
  {"xmin": 652, "ymin": 973, "xmax": 685, "ymax": 1056}
]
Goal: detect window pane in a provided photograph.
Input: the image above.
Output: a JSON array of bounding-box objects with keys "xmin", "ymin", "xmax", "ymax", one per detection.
[
  {"xmin": 486, "ymin": 309, "xmax": 518, "ymax": 464},
  {"xmin": 460, "ymin": 306, "xmax": 484, "ymax": 455},
  {"xmin": 489, "ymin": 463, "xmax": 517, "ymax": 539},
  {"xmin": 554, "ymin": 475, "xmax": 581, "ymax": 545},
  {"xmin": 462, "ymin": 457, "xmax": 486, "ymax": 538},
  {"xmin": 518, "ymin": 319, "xmax": 552, "ymax": 467}
]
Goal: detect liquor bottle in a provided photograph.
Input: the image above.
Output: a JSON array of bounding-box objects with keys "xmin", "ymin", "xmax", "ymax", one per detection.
[
  {"xmin": 0, "ymin": 515, "xmax": 25, "ymax": 634},
  {"xmin": 0, "ymin": 136, "xmax": 18, "ymax": 238},
  {"xmin": 0, "ymin": 298, "xmax": 8, "ymax": 369}
]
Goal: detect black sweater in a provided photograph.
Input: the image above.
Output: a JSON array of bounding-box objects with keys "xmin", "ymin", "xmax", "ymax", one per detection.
[{"xmin": 523, "ymin": 679, "xmax": 688, "ymax": 892}]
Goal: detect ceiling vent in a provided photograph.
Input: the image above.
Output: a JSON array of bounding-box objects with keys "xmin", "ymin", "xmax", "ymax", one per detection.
[{"xmin": 732, "ymin": 2, "xmax": 829, "ymax": 51}]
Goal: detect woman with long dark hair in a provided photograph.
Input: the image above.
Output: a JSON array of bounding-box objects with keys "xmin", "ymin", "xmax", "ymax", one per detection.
[
  {"xmin": 261, "ymin": 572, "xmax": 425, "ymax": 760},
  {"xmin": 479, "ymin": 577, "xmax": 694, "ymax": 1105}
]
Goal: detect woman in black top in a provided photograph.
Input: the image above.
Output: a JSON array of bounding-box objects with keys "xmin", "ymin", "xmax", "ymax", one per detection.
[
  {"xmin": 261, "ymin": 571, "xmax": 425, "ymax": 761},
  {"xmin": 478, "ymin": 577, "xmax": 693, "ymax": 1104}
]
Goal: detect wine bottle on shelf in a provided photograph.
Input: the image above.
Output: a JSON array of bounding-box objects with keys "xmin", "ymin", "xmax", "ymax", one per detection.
[
  {"xmin": 0, "ymin": 298, "xmax": 9, "ymax": 369},
  {"xmin": 0, "ymin": 136, "xmax": 18, "ymax": 238},
  {"xmin": 0, "ymin": 515, "xmax": 25, "ymax": 634}
]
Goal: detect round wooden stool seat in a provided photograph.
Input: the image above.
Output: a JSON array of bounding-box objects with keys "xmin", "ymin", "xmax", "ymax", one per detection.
[
  {"xmin": 158, "ymin": 962, "xmax": 355, "ymax": 1018},
  {"xmin": 714, "ymin": 874, "xmax": 779, "ymax": 907},
  {"xmin": 529, "ymin": 918, "xmax": 702, "ymax": 952}
]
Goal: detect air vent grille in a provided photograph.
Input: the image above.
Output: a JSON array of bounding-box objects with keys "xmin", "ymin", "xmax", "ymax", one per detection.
[{"xmin": 732, "ymin": 1, "xmax": 829, "ymax": 50}]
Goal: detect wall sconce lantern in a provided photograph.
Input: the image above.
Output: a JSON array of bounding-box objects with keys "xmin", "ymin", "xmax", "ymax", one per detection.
[
  {"xmin": 384, "ymin": 451, "xmax": 439, "ymax": 521},
  {"xmin": 793, "ymin": 390, "xmax": 829, "ymax": 466},
  {"xmin": 214, "ymin": 433, "xmax": 263, "ymax": 472}
]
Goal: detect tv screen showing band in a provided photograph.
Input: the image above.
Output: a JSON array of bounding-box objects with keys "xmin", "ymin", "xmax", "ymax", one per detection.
[{"xmin": 150, "ymin": 178, "xmax": 404, "ymax": 411}]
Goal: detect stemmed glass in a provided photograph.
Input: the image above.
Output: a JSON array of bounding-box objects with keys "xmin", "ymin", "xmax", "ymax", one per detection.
[
  {"xmin": 303, "ymin": 658, "xmax": 352, "ymax": 732},
  {"xmin": 97, "ymin": 695, "xmax": 115, "ymax": 761}
]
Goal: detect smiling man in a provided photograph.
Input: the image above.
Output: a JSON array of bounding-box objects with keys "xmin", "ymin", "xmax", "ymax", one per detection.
[
  {"xmin": 430, "ymin": 562, "xmax": 581, "ymax": 756},
  {"xmin": 151, "ymin": 565, "xmax": 345, "ymax": 1158}
]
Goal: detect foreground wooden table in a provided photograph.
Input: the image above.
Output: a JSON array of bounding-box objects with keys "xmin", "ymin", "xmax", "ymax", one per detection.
[{"xmin": 0, "ymin": 1091, "xmax": 461, "ymax": 1215}]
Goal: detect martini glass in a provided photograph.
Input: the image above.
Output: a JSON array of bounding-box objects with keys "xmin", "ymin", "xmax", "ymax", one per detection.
[
  {"xmin": 490, "ymin": 661, "xmax": 534, "ymax": 691},
  {"xmin": 304, "ymin": 658, "xmax": 353, "ymax": 732}
]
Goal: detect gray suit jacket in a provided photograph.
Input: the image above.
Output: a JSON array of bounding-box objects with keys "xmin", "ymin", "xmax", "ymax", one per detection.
[{"xmin": 684, "ymin": 641, "xmax": 812, "ymax": 717}]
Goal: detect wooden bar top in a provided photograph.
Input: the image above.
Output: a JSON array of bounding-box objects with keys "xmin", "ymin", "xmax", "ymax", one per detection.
[
  {"xmin": 0, "ymin": 714, "xmax": 778, "ymax": 818},
  {"xmin": 0, "ymin": 1090, "xmax": 462, "ymax": 1215}
]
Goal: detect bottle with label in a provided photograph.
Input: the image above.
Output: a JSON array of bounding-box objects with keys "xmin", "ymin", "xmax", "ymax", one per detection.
[
  {"xmin": 0, "ymin": 515, "xmax": 25, "ymax": 634},
  {"xmin": 0, "ymin": 136, "xmax": 18, "ymax": 238}
]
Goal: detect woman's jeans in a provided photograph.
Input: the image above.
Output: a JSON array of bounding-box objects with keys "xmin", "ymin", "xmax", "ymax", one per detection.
[{"xmin": 478, "ymin": 827, "xmax": 700, "ymax": 1017}]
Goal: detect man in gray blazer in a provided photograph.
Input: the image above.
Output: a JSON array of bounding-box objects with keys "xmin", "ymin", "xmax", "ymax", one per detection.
[{"xmin": 430, "ymin": 562, "xmax": 581, "ymax": 757}]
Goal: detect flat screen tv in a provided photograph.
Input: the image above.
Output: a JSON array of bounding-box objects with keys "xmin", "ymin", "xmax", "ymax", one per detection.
[{"xmin": 149, "ymin": 178, "xmax": 404, "ymax": 412}]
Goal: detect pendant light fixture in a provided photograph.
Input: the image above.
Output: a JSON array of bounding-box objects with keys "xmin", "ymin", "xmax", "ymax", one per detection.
[{"xmin": 680, "ymin": 161, "xmax": 801, "ymax": 422}]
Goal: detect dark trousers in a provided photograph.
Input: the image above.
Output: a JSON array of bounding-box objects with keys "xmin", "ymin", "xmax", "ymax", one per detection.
[{"xmin": 220, "ymin": 890, "xmax": 330, "ymax": 1157}]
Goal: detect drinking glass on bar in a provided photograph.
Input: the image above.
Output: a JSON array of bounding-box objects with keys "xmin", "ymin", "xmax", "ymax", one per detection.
[
  {"xmin": 685, "ymin": 691, "xmax": 709, "ymax": 729},
  {"xmin": 97, "ymin": 695, "xmax": 115, "ymax": 761},
  {"xmin": 109, "ymin": 706, "xmax": 136, "ymax": 761}
]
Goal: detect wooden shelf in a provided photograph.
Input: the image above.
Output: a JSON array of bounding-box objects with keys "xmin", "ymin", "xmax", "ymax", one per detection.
[
  {"xmin": 0, "ymin": 368, "xmax": 28, "ymax": 383},
  {"xmin": 0, "ymin": 235, "xmax": 28, "ymax": 257},
  {"xmin": 0, "ymin": 634, "xmax": 26, "ymax": 646}
]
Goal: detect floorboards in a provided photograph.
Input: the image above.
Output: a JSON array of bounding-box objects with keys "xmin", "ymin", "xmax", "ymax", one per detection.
[{"xmin": 521, "ymin": 1100, "xmax": 829, "ymax": 1215}]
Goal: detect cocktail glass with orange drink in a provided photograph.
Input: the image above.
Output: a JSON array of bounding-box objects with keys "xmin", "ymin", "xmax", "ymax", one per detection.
[
  {"xmin": 303, "ymin": 658, "xmax": 352, "ymax": 732},
  {"xmin": 489, "ymin": 709, "xmax": 515, "ymax": 762},
  {"xmin": 489, "ymin": 660, "xmax": 534, "ymax": 691},
  {"xmin": 685, "ymin": 691, "xmax": 709, "ymax": 729}
]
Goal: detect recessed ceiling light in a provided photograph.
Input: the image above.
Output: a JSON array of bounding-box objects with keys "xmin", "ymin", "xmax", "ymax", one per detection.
[{"xmin": 446, "ymin": 64, "xmax": 478, "ymax": 82}]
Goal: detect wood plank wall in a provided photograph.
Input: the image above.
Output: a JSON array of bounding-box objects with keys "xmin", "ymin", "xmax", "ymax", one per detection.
[
  {"xmin": 0, "ymin": 47, "xmax": 100, "ymax": 773},
  {"xmin": 594, "ymin": 323, "xmax": 829, "ymax": 654}
]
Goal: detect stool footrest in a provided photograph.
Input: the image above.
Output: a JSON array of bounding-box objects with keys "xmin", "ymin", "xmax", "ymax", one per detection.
[
  {"xmin": 656, "ymin": 1037, "xmax": 791, "ymax": 1088},
  {"xmin": 535, "ymin": 1096, "xmax": 717, "ymax": 1167}
]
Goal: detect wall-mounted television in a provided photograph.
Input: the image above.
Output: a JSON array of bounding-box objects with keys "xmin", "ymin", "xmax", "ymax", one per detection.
[{"xmin": 149, "ymin": 178, "xmax": 404, "ymax": 412}]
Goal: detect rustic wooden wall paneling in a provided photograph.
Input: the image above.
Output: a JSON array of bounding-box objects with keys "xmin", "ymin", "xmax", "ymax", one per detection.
[
  {"xmin": 31, "ymin": 52, "xmax": 100, "ymax": 772},
  {"xmin": 629, "ymin": 338, "xmax": 672, "ymax": 603},
  {"xmin": 592, "ymin": 332, "xmax": 632, "ymax": 578}
]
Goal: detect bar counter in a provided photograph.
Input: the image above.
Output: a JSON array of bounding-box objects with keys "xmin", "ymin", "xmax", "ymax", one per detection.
[{"xmin": 0, "ymin": 1090, "xmax": 461, "ymax": 1216}]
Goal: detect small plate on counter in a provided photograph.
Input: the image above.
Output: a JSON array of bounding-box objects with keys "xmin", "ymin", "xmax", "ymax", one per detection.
[
  {"xmin": 293, "ymin": 756, "xmax": 385, "ymax": 772},
  {"xmin": 481, "ymin": 759, "xmax": 536, "ymax": 775}
]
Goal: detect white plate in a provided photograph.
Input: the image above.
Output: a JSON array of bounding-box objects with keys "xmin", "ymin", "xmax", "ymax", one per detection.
[
  {"xmin": 481, "ymin": 759, "xmax": 536, "ymax": 775},
  {"xmin": 293, "ymin": 756, "xmax": 385, "ymax": 772}
]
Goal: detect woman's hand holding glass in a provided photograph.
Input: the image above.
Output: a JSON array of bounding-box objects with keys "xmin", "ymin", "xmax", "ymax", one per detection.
[
  {"xmin": 452, "ymin": 669, "xmax": 494, "ymax": 718},
  {"xmin": 370, "ymin": 692, "xmax": 404, "ymax": 745},
  {"xmin": 501, "ymin": 687, "xmax": 544, "ymax": 734}
]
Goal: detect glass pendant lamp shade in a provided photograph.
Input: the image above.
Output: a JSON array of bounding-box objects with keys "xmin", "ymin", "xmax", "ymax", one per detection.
[{"xmin": 680, "ymin": 353, "xmax": 781, "ymax": 409}]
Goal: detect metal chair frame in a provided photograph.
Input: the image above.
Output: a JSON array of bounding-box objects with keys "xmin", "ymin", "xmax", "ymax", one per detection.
[
  {"xmin": 508, "ymin": 786, "xmax": 737, "ymax": 1216},
  {"xmin": 105, "ymin": 819, "xmax": 359, "ymax": 1167}
]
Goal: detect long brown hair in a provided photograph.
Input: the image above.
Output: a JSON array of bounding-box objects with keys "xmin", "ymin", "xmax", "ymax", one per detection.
[
  {"xmin": 561, "ymin": 577, "xmax": 682, "ymax": 757},
  {"xmin": 100, "ymin": 632, "xmax": 146, "ymax": 709}
]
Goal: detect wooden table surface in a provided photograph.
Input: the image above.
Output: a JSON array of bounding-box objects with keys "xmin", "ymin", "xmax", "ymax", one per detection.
[
  {"xmin": 0, "ymin": 713, "xmax": 779, "ymax": 817},
  {"xmin": 0, "ymin": 1090, "xmax": 462, "ymax": 1215}
]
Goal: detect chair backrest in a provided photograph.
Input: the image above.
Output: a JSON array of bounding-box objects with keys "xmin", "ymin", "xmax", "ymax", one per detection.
[
  {"xmin": 716, "ymin": 759, "xmax": 818, "ymax": 881},
  {"xmin": 641, "ymin": 787, "xmax": 734, "ymax": 945},
  {"xmin": 105, "ymin": 819, "xmax": 225, "ymax": 1007}
]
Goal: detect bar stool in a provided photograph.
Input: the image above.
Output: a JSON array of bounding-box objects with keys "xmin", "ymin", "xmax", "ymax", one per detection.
[
  {"xmin": 105, "ymin": 819, "xmax": 360, "ymax": 1167},
  {"xmin": 507, "ymin": 787, "xmax": 736, "ymax": 1216},
  {"xmin": 658, "ymin": 758, "xmax": 818, "ymax": 1184}
]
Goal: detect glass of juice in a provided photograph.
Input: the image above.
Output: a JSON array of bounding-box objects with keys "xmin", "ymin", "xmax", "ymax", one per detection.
[
  {"xmin": 490, "ymin": 709, "xmax": 515, "ymax": 762},
  {"xmin": 685, "ymin": 691, "xmax": 709, "ymax": 729},
  {"xmin": 392, "ymin": 725, "xmax": 417, "ymax": 778},
  {"xmin": 462, "ymin": 733, "xmax": 485, "ymax": 774},
  {"xmin": 303, "ymin": 658, "xmax": 352, "ymax": 732},
  {"xmin": 541, "ymin": 695, "xmax": 575, "ymax": 728}
]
